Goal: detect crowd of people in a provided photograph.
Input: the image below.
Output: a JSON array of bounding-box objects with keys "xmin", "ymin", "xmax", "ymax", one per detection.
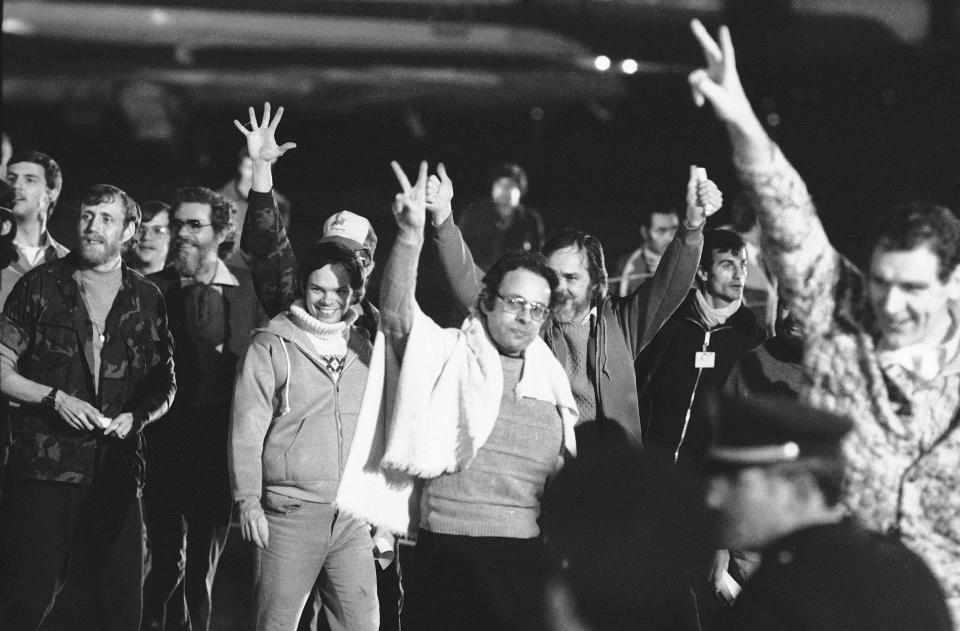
[{"xmin": 0, "ymin": 18, "xmax": 958, "ymax": 631}]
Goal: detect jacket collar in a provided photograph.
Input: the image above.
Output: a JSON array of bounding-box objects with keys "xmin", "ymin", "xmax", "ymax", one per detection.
[{"xmin": 179, "ymin": 258, "xmax": 240, "ymax": 289}]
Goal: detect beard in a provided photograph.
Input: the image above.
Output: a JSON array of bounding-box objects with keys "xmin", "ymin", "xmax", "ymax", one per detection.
[
  {"xmin": 78, "ymin": 234, "xmax": 122, "ymax": 267},
  {"xmin": 171, "ymin": 245, "xmax": 201, "ymax": 276},
  {"xmin": 171, "ymin": 239, "xmax": 217, "ymax": 277},
  {"xmin": 553, "ymin": 291, "xmax": 592, "ymax": 324}
]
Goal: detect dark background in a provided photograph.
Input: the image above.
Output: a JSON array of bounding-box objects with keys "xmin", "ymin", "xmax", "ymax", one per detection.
[
  {"xmin": 6, "ymin": 0, "xmax": 960, "ymax": 278},
  {"xmin": 6, "ymin": 2, "xmax": 960, "ymax": 626}
]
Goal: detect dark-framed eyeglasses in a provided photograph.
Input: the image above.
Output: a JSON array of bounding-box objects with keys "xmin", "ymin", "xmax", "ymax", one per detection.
[
  {"xmin": 171, "ymin": 219, "xmax": 213, "ymax": 234},
  {"xmin": 496, "ymin": 293, "xmax": 550, "ymax": 322}
]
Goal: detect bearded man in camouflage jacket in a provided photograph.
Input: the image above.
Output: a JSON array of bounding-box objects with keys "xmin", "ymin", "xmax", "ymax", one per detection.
[{"xmin": 0, "ymin": 184, "xmax": 176, "ymax": 631}]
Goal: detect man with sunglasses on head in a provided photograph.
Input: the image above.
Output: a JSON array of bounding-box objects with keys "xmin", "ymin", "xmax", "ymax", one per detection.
[{"xmin": 141, "ymin": 182, "xmax": 272, "ymax": 631}]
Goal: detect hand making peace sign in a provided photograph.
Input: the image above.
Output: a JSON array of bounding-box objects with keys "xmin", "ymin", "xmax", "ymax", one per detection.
[{"xmin": 390, "ymin": 160, "xmax": 429, "ymax": 233}]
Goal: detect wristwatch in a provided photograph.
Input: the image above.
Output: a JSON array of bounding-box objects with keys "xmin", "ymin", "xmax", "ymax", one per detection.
[{"xmin": 41, "ymin": 388, "xmax": 59, "ymax": 409}]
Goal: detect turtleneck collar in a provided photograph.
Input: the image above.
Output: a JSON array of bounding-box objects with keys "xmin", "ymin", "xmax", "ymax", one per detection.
[{"xmin": 288, "ymin": 299, "xmax": 357, "ymax": 339}]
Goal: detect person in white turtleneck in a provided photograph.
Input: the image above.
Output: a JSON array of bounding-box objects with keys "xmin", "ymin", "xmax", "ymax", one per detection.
[{"xmin": 229, "ymin": 240, "xmax": 378, "ymax": 631}]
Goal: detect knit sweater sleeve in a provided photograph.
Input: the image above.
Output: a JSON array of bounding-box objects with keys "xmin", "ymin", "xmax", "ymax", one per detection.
[
  {"xmin": 431, "ymin": 214, "xmax": 484, "ymax": 315},
  {"xmin": 737, "ymin": 143, "xmax": 850, "ymax": 338},
  {"xmin": 380, "ymin": 227, "xmax": 424, "ymax": 356},
  {"xmin": 229, "ymin": 334, "xmax": 277, "ymax": 510}
]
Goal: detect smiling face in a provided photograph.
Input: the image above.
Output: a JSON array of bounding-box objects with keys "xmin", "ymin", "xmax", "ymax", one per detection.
[
  {"xmin": 868, "ymin": 244, "xmax": 958, "ymax": 350},
  {"xmin": 77, "ymin": 199, "xmax": 135, "ymax": 267},
  {"xmin": 546, "ymin": 245, "xmax": 595, "ymax": 324},
  {"xmin": 698, "ymin": 248, "xmax": 747, "ymax": 308},
  {"xmin": 304, "ymin": 263, "xmax": 355, "ymax": 324},
  {"xmin": 6, "ymin": 161, "xmax": 57, "ymax": 223},
  {"xmin": 132, "ymin": 209, "xmax": 170, "ymax": 271},
  {"xmin": 171, "ymin": 202, "xmax": 224, "ymax": 277},
  {"xmin": 482, "ymin": 268, "xmax": 552, "ymax": 356}
]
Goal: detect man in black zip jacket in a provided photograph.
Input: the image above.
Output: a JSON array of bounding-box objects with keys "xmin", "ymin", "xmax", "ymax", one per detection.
[{"xmin": 635, "ymin": 229, "xmax": 764, "ymax": 469}]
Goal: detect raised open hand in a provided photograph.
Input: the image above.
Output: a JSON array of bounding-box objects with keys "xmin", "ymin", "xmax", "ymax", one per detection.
[
  {"xmin": 688, "ymin": 20, "xmax": 754, "ymax": 126},
  {"xmin": 390, "ymin": 160, "xmax": 428, "ymax": 233},
  {"xmin": 425, "ymin": 162, "xmax": 454, "ymax": 225},
  {"xmin": 233, "ymin": 102, "xmax": 297, "ymax": 164},
  {"xmin": 686, "ymin": 165, "xmax": 723, "ymax": 227}
]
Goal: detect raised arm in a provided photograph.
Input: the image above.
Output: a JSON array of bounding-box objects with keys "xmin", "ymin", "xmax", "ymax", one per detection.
[
  {"xmin": 618, "ymin": 167, "xmax": 717, "ymax": 356},
  {"xmin": 233, "ymin": 102, "xmax": 299, "ymax": 316},
  {"xmin": 380, "ymin": 160, "xmax": 429, "ymax": 354},
  {"xmin": 688, "ymin": 20, "xmax": 840, "ymax": 335},
  {"xmin": 425, "ymin": 163, "xmax": 484, "ymax": 315}
]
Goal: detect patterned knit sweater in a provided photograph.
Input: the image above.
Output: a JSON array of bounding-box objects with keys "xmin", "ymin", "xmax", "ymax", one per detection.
[{"xmin": 738, "ymin": 142, "xmax": 960, "ymax": 626}]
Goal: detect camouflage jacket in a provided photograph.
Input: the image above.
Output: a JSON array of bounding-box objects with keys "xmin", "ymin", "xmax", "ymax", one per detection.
[
  {"xmin": 237, "ymin": 189, "xmax": 298, "ymax": 317},
  {"xmin": 0, "ymin": 253, "xmax": 176, "ymax": 486},
  {"xmin": 738, "ymin": 142, "xmax": 960, "ymax": 624}
]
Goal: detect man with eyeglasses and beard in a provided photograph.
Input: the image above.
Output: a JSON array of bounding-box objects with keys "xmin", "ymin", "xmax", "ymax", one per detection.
[
  {"xmin": 142, "ymin": 182, "xmax": 273, "ymax": 631},
  {"xmin": 425, "ymin": 163, "xmax": 721, "ymax": 452},
  {"xmin": 0, "ymin": 184, "xmax": 175, "ymax": 630}
]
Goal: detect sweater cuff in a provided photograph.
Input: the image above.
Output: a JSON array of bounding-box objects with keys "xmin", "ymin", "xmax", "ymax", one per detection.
[{"xmin": 236, "ymin": 495, "xmax": 261, "ymax": 511}]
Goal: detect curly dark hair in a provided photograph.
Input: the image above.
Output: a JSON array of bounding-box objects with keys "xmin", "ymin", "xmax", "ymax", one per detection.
[
  {"xmin": 701, "ymin": 229, "xmax": 746, "ymax": 271},
  {"xmin": 875, "ymin": 202, "xmax": 960, "ymax": 282},
  {"xmin": 479, "ymin": 249, "xmax": 559, "ymax": 311},
  {"xmin": 296, "ymin": 241, "xmax": 366, "ymax": 304},
  {"xmin": 170, "ymin": 187, "xmax": 236, "ymax": 242}
]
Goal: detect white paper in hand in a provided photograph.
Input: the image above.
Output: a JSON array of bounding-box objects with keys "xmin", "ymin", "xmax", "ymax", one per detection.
[{"xmin": 718, "ymin": 570, "xmax": 743, "ymax": 605}]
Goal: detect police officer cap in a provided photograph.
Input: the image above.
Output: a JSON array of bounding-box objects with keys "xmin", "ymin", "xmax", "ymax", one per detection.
[{"xmin": 706, "ymin": 394, "xmax": 853, "ymax": 466}]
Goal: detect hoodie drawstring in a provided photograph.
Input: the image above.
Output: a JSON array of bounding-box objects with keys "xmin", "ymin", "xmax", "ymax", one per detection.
[{"xmin": 279, "ymin": 340, "xmax": 292, "ymax": 416}]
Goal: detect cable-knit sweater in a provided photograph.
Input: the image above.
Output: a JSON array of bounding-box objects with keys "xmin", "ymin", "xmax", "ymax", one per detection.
[
  {"xmin": 420, "ymin": 354, "xmax": 564, "ymax": 538},
  {"xmin": 739, "ymin": 140, "xmax": 960, "ymax": 625}
]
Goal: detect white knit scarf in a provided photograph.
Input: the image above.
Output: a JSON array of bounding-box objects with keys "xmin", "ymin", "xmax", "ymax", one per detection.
[{"xmin": 693, "ymin": 289, "xmax": 742, "ymax": 330}]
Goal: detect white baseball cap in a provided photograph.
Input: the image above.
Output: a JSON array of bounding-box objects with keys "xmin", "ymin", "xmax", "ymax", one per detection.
[{"xmin": 320, "ymin": 210, "xmax": 377, "ymax": 257}]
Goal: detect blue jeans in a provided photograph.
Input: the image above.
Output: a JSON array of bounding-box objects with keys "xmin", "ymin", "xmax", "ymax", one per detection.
[{"xmin": 254, "ymin": 491, "xmax": 378, "ymax": 631}]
